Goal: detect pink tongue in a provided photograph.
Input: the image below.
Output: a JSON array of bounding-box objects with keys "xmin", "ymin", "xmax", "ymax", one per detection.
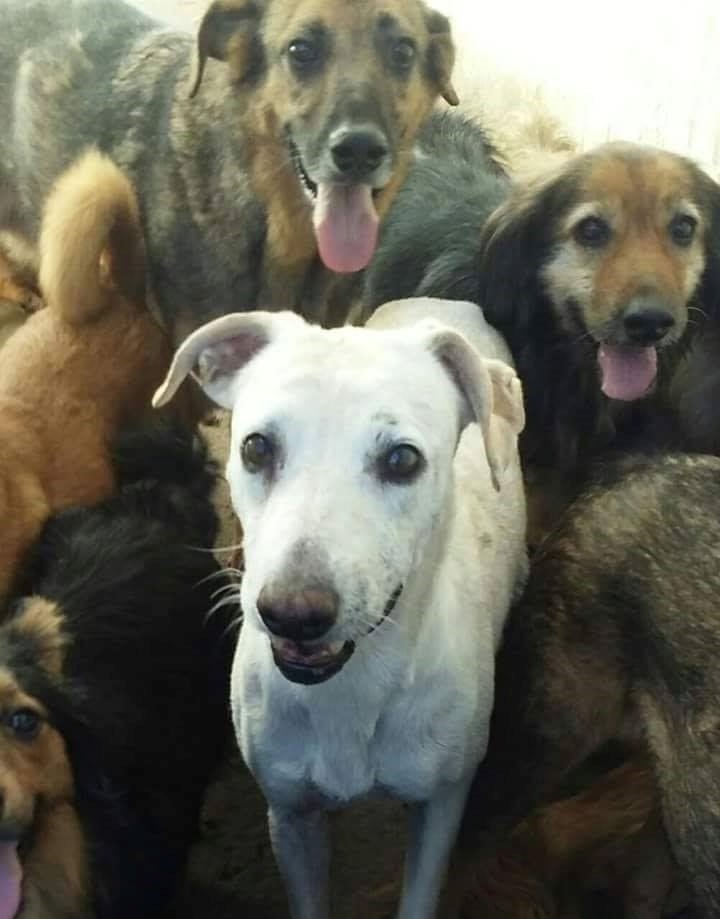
[
  {"xmin": 0, "ymin": 843, "xmax": 22, "ymax": 919},
  {"xmin": 313, "ymin": 183, "xmax": 379, "ymax": 273},
  {"xmin": 597, "ymin": 344, "xmax": 658, "ymax": 401}
]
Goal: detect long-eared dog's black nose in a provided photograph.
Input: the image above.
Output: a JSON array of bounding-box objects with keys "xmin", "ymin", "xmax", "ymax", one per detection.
[
  {"xmin": 330, "ymin": 127, "xmax": 389, "ymax": 180},
  {"xmin": 623, "ymin": 302, "xmax": 676, "ymax": 346},
  {"xmin": 257, "ymin": 585, "xmax": 339, "ymax": 641}
]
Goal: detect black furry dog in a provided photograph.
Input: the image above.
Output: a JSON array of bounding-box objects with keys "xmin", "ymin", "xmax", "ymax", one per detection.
[
  {"xmin": 452, "ymin": 452, "xmax": 720, "ymax": 917},
  {"xmin": 0, "ymin": 421, "xmax": 234, "ymax": 918}
]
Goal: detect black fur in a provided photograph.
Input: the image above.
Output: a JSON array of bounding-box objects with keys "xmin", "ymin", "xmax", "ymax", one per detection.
[
  {"xmin": 458, "ymin": 452, "xmax": 720, "ymax": 915},
  {"xmin": 363, "ymin": 110, "xmax": 509, "ymax": 308},
  {"xmin": 7, "ymin": 419, "xmax": 236, "ymax": 918}
]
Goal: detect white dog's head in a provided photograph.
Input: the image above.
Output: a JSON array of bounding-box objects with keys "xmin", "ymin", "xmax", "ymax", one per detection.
[{"xmin": 154, "ymin": 308, "xmax": 523, "ymax": 685}]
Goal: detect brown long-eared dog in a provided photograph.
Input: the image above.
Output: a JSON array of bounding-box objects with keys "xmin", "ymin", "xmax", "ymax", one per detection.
[
  {"xmin": 0, "ymin": 150, "xmax": 190, "ymax": 601},
  {"xmin": 0, "ymin": 0, "xmax": 457, "ymax": 342},
  {"xmin": 362, "ymin": 121, "xmax": 720, "ymax": 543}
]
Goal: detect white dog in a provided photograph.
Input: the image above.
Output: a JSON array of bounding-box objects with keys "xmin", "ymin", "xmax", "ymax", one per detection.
[{"xmin": 153, "ymin": 297, "xmax": 528, "ymax": 919}]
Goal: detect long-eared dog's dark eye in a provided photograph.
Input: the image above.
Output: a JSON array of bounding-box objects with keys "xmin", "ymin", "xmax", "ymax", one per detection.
[
  {"xmin": 242, "ymin": 433, "xmax": 275, "ymax": 473},
  {"xmin": 288, "ymin": 38, "xmax": 322, "ymax": 68},
  {"xmin": 389, "ymin": 38, "xmax": 417, "ymax": 72},
  {"xmin": 7, "ymin": 708, "xmax": 41, "ymax": 741},
  {"xmin": 669, "ymin": 214, "xmax": 698, "ymax": 246},
  {"xmin": 378, "ymin": 444, "xmax": 425, "ymax": 484},
  {"xmin": 573, "ymin": 216, "xmax": 611, "ymax": 248}
]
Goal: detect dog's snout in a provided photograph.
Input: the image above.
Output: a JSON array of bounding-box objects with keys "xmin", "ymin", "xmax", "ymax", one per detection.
[
  {"xmin": 622, "ymin": 302, "xmax": 676, "ymax": 346},
  {"xmin": 330, "ymin": 127, "xmax": 389, "ymax": 180},
  {"xmin": 257, "ymin": 585, "xmax": 339, "ymax": 641}
]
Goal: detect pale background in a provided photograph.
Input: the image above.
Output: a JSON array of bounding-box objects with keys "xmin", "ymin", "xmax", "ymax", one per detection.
[{"xmin": 139, "ymin": 0, "xmax": 720, "ymax": 175}]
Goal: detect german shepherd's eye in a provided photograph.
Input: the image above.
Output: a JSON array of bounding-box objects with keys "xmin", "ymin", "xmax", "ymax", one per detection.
[
  {"xmin": 389, "ymin": 38, "xmax": 417, "ymax": 72},
  {"xmin": 377, "ymin": 443, "xmax": 425, "ymax": 484},
  {"xmin": 669, "ymin": 214, "xmax": 697, "ymax": 246},
  {"xmin": 573, "ymin": 216, "xmax": 611, "ymax": 248},
  {"xmin": 7, "ymin": 708, "xmax": 41, "ymax": 741},
  {"xmin": 288, "ymin": 37, "xmax": 322, "ymax": 69},
  {"xmin": 242, "ymin": 433, "xmax": 275, "ymax": 473}
]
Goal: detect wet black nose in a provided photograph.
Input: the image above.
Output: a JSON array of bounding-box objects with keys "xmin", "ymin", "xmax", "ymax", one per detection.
[
  {"xmin": 623, "ymin": 304, "xmax": 675, "ymax": 345},
  {"xmin": 330, "ymin": 128, "xmax": 389, "ymax": 179},
  {"xmin": 257, "ymin": 585, "xmax": 339, "ymax": 641}
]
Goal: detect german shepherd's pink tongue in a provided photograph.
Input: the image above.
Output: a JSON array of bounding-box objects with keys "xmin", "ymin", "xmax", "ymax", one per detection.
[
  {"xmin": 0, "ymin": 842, "xmax": 21, "ymax": 919},
  {"xmin": 597, "ymin": 344, "xmax": 658, "ymax": 401},
  {"xmin": 313, "ymin": 183, "xmax": 379, "ymax": 273}
]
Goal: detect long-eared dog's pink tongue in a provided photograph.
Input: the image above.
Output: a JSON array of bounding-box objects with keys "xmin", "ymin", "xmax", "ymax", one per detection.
[
  {"xmin": 0, "ymin": 842, "xmax": 22, "ymax": 919},
  {"xmin": 313, "ymin": 183, "xmax": 379, "ymax": 273},
  {"xmin": 597, "ymin": 344, "xmax": 658, "ymax": 401}
]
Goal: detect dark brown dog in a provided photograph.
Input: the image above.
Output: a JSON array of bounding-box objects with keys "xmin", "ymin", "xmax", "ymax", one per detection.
[
  {"xmin": 0, "ymin": 0, "xmax": 457, "ymax": 342},
  {"xmin": 0, "ymin": 150, "xmax": 191, "ymax": 601},
  {"xmin": 451, "ymin": 452, "xmax": 720, "ymax": 916}
]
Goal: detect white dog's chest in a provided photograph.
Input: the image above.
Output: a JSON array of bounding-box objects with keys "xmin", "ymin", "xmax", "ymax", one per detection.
[{"xmin": 232, "ymin": 639, "xmax": 486, "ymax": 810}]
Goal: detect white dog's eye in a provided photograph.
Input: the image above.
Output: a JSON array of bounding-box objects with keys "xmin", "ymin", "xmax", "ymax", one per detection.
[
  {"xmin": 242, "ymin": 433, "xmax": 275, "ymax": 473},
  {"xmin": 377, "ymin": 444, "xmax": 424, "ymax": 484}
]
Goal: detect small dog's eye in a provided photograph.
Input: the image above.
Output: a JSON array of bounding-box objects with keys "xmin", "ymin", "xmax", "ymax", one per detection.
[
  {"xmin": 288, "ymin": 38, "xmax": 321, "ymax": 67},
  {"xmin": 390, "ymin": 38, "xmax": 416, "ymax": 72},
  {"xmin": 378, "ymin": 444, "xmax": 424, "ymax": 484},
  {"xmin": 669, "ymin": 214, "xmax": 697, "ymax": 246},
  {"xmin": 573, "ymin": 216, "xmax": 611, "ymax": 247},
  {"xmin": 242, "ymin": 433, "xmax": 275, "ymax": 473},
  {"xmin": 7, "ymin": 708, "xmax": 41, "ymax": 740}
]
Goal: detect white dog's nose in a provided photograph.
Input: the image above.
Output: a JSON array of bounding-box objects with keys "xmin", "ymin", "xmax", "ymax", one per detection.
[{"xmin": 256, "ymin": 584, "xmax": 339, "ymax": 641}]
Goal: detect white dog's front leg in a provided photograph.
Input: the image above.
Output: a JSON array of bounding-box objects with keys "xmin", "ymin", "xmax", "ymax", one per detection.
[
  {"xmin": 268, "ymin": 805, "xmax": 330, "ymax": 919},
  {"xmin": 396, "ymin": 778, "xmax": 473, "ymax": 919}
]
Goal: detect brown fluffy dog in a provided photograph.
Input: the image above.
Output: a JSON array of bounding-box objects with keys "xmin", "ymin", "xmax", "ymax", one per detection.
[{"xmin": 0, "ymin": 150, "xmax": 188, "ymax": 600}]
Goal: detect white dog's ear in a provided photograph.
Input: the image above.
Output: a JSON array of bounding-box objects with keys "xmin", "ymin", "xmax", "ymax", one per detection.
[
  {"xmin": 425, "ymin": 328, "xmax": 525, "ymax": 490},
  {"xmin": 153, "ymin": 311, "xmax": 295, "ymax": 410}
]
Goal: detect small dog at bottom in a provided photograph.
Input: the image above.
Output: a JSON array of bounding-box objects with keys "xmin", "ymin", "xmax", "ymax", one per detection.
[
  {"xmin": 0, "ymin": 420, "xmax": 234, "ymax": 918},
  {"xmin": 153, "ymin": 296, "xmax": 528, "ymax": 919}
]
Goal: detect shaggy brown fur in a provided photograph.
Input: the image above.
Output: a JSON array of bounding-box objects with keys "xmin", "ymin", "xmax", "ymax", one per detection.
[
  {"xmin": 0, "ymin": 0, "xmax": 457, "ymax": 342},
  {"xmin": 453, "ymin": 452, "xmax": 720, "ymax": 916},
  {"xmin": 0, "ymin": 150, "xmax": 192, "ymax": 600}
]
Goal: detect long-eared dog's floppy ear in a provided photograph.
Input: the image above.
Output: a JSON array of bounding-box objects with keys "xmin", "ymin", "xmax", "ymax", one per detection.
[
  {"xmin": 477, "ymin": 163, "xmax": 578, "ymax": 334},
  {"xmin": 189, "ymin": 0, "xmax": 263, "ymax": 97},
  {"xmin": 153, "ymin": 311, "xmax": 304, "ymax": 410},
  {"xmin": 422, "ymin": 324, "xmax": 525, "ymax": 490},
  {"xmin": 422, "ymin": 5, "xmax": 459, "ymax": 107},
  {"xmin": 694, "ymin": 167, "xmax": 720, "ymax": 317},
  {"xmin": 38, "ymin": 149, "xmax": 145, "ymax": 325}
]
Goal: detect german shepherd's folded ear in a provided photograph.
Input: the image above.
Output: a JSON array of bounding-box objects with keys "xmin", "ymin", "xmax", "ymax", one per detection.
[
  {"xmin": 189, "ymin": 0, "xmax": 264, "ymax": 97},
  {"xmin": 423, "ymin": 6, "xmax": 458, "ymax": 107}
]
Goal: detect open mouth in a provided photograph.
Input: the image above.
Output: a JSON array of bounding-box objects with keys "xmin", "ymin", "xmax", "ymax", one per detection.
[
  {"xmin": 286, "ymin": 130, "xmax": 381, "ymax": 275},
  {"xmin": 269, "ymin": 585, "xmax": 403, "ymax": 686},
  {"xmin": 0, "ymin": 838, "xmax": 23, "ymax": 919},
  {"xmin": 596, "ymin": 343, "xmax": 658, "ymax": 402}
]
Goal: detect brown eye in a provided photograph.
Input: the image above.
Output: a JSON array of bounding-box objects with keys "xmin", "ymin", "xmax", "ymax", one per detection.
[
  {"xmin": 288, "ymin": 37, "xmax": 321, "ymax": 67},
  {"xmin": 7, "ymin": 708, "xmax": 41, "ymax": 740},
  {"xmin": 573, "ymin": 216, "xmax": 611, "ymax": 247},
  {"xmin": 378, "ymin": 444, "xmax": 424, "ymax": 484},
  {"xmin": 390, "ymin": 38, "xmax": 416, "ymax": 72},
  {"xmin": 242, "ymin": 433, "xmax": 275, "ymax": 473},
  {"xmin": 669, "ymin": 214, "xmax": 697, "ymax": 246}
]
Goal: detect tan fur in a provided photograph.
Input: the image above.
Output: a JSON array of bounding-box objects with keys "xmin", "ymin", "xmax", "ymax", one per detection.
[
  {"xmin": 0, "ymin": 150, "xmax": 194, "ymax": 600},
  {"xmin": 540, "ymin": 148, "xmax": 708, "ymax": 342},
  {"xmin": 442, "ymin": 761, "xmax": 673, "ymax": 919},
  {"xmin": 194, "ymin": 0, "xmax": 456, "ymax": 310}
]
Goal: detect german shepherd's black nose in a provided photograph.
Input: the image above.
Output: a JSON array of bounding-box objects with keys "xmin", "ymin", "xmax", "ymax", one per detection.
[
  {"xmin": 257, "ymin": 585, "xmax": 339, "ymax": 641},
  {"xmin": 330, "ymin": 127, "xmax": 389, "ymax": 180}
]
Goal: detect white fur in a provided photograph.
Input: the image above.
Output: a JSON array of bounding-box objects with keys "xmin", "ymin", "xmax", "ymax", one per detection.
[{"xmin": 154, "ymin": 297, "xmax": 528, "ymax": 919}]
